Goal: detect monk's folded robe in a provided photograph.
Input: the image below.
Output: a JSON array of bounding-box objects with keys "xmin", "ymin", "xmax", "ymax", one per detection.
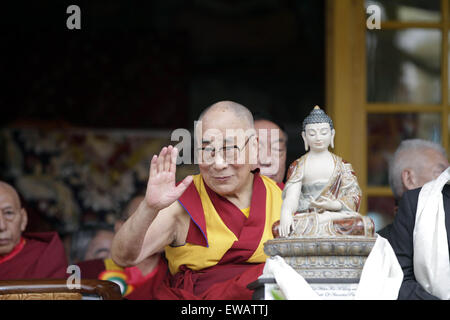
[
  {"xmin": 0, "ymin": 232, "xmax": 68, "ymax": 280},
  {"xmin": 154, "ymin": 172, "xmax": 283, "ymax": 300},
  {"xmin": 76, "ymin": 255, "xmax": 168, "ymax": 299}
]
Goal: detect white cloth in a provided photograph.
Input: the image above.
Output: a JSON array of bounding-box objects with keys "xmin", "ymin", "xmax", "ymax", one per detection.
[
  {"xmin": 413, "ymin": 167, "xmax": 450, "ymax": 300},
  {"xmin": 262, "ymin": 235, "xmax": 403, "ymax": 300},
  {"xmin": 355, "ymin": 235, "xmax": 403, "ymax": 299},
  {"xmin": 262, "ymin": 255, "xmax": 320, "ymax": 300}
]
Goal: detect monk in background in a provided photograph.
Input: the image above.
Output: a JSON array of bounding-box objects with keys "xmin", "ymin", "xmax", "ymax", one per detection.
[
  {"xmin": 254, "ymin": 116, "xmax": 288, "ymax": 184},
  {"xmin": 0, "ymin": 181, "xmax": 68, "ymax": 280},
  {"xmin": 112, "ymin": 101, "xmax": 283, "ymax": 299}
]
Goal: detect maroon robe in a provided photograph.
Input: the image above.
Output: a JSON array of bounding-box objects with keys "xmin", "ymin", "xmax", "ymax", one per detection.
[
  {"xmin": 124, "ymin": 257, "xmax": 169, "ymax": 300},
  {"xmin": 76, "ymin": 258, "xmax": 108, "ymax": 279},
  {"xmin": 0, "ymin": 232, "xmax": 68, "ymax": 280}
]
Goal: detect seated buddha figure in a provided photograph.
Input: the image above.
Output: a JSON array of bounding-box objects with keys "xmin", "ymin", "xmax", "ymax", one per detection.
[{"xmin": 276, "ymin": 106, "xmax": 374, "ymax": 238}]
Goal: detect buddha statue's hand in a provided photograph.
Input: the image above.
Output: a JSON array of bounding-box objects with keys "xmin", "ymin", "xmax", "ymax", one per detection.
[
  {"xmin": 279, "ymin": 204, "xmax": 295, "ymax": 237},
  {"xmin": 144, "ymin": 145, "xmax": 193, "ymax": 212},
  {"xmin": 310, "ymin": 196, "xmax": 342, "ymax": 212},
  {"xmin": 279, "ymin": 182, "xmax": 302, "ymax": 237}
]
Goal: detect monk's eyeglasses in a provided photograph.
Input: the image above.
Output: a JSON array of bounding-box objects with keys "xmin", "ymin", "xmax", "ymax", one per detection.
[{"xmin": 199, "ymin": 135, "xmax": 254, "ymax": 164}]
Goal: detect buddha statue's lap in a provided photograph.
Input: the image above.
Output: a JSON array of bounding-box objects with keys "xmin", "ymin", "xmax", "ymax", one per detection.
[
  {"xmin": 288, "ymin": 212, "xmax": 374, "ymax": 237},
  {"xmin": 274, "ymin": 198, "xmax": 375, "ymax": 238},
  {"xmin": 289, "ymin": 181, "xmax": 373, "ymax": 237}
]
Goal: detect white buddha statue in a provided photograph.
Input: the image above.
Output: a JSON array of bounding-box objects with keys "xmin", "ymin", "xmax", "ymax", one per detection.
[{"xmin": 276, "ymin": 106, "xmax": 374, "ymax": 238}]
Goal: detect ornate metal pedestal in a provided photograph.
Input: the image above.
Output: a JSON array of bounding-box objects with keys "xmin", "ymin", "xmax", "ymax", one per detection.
[{"xmin": 249, "ymin": 236, "xmax": 376, "ymax": 300}]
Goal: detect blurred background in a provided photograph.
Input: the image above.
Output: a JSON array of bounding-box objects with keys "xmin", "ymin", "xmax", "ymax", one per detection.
[
  {"xmin": 0, "ymin": 0, "xmax": 324, "ymax": 236},
  {"xmin": 0, "ymin": 0, "xmax": 449, "ymax": 242}
]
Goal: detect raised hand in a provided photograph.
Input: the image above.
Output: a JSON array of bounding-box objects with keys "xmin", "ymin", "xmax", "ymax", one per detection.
[{"xmin": 145, "ymin": 145, "xmax": 193, "ymax": 212}]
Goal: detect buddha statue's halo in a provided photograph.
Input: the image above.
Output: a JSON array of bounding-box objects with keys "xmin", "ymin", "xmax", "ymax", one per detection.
[{"xmin": 302, "ymin": 105, "xmax": 334, "ymax": 132}]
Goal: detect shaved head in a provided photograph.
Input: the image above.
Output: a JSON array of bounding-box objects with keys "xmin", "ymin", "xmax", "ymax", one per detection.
[
  {"xmin": 194, "ymin": 100, "xmax": 256, "ymax": 152},
  {"xmin": 0, "ymin": 182, "xmax": 21, "ymax": 209},
  {"xmin": 198, "ymin": 101, "xmax": 254, "ymax": 129}
]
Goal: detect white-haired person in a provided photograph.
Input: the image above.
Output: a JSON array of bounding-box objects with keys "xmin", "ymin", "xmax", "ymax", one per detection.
[
  {"xmin": 387, "ymin": 139, "xmax": 450, "ymax": 299},
  {"xmin": 378, "ymin": 139, "xmax": 448, "ymax": 240}
]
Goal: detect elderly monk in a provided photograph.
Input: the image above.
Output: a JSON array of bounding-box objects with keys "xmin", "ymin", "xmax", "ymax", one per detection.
[
  {"xmin": 0, "ymin": 181, "xmax": 68, "ymax": 279},
  {"xmin": 111, "ymin": 101, "xmax": 283, "ymax": 299},
  {"xmin": 254, "ymin": 118, "xmax": 288, "ymax": 184}
]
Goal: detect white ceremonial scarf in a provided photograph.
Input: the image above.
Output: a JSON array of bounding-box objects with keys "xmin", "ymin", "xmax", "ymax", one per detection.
[
  {"xmin": 261, "ymin": 235, "xmax": 403, "ymax": 300},
  {"xmin": 413, "ymin": 167, "xmax": 450, "ymax": 300},
  {"xmin": 355, "ymin": 235, "xmax": 403, "ymax": 299},
  {"xmin": 262, "ymin": 255, "xmax": 320, "ymax": 300}
]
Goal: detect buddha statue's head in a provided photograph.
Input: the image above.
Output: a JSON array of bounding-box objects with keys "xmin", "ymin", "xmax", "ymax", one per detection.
[{"xmin": 301, "ymin": 106, "xmax": 335, "ymax": 152}]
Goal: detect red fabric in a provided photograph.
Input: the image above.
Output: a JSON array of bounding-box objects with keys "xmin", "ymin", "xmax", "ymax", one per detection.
[
  {"xmin": 208, "ymin": 173, "xmax": 267, "ymax": 265},
  {"xmin": 125, "ymin": 255, "xmax": 162, "ymax": 288},
  {"xmin": 125, "ymin": 256, "xmax": 169, "ymax": 300},
  {"xmin": 76, "ymin": 259, "xmax": 107, "ymax": 279},
  {"xmin": 0, "ymin": 237, "xmax": 25, "ymax": 265},
  {"xmin": 0, "ymin": 232, "xmax": 68, "ymax": 280},
  {"xmin": 177, "ymin": 181, "xmax": 209, "ymax": 247},
  {"xmin": 154, "ymin": 262, "xmax": 265, "ymax": 300},
  {"xmin": 204, "ymin": 182, "xmax": 247, "ymax": 237}
]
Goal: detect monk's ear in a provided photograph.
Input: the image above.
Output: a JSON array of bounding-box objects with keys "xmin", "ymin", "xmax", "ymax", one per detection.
[
  {"xmin": 330, "ymin": 129, "xmax": 335, "ymax": 149},
  {"xmin": 301, "ymin": 131, "xmax": 309, "ymax": 151},
  {"xmin": 19, "ymin": 208, "xmax": 28, "ymax": 232},
  {"xmin": 402, "ymin": 169, "xmax": 418, "ymax": 191}
]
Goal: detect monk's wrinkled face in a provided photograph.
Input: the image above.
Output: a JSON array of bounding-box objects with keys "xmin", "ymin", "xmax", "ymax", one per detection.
[
  {"xmin": 0, "ymin": 187, "xmax": 27, "ymax": 256},
  {"xmin": 196, "ymin": 110, "xmax": 257, "ymax": 197},
  {"xmin": 302, "ymin": 122, "xmax": 335, "ymax": 152},
  {"xmin": 255, "ymin": 120, "xmax": 287, "ymax": 183}
]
